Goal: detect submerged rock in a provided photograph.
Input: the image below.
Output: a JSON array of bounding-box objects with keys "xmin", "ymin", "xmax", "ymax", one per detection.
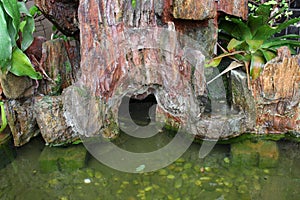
[
  {"xmin": 231, "ymin": 140, "xmax": 279, "ymax": 168},
  {"xmin": 38, "ymin": 144, "xmax": 87, "ymax": 173}
]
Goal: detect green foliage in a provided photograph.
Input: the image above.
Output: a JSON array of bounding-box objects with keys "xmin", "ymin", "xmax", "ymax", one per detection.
[
  {"xmin": 206, "ymin": 3, "xmax": 300, "ymax": 85},
  {"xmin": 0, "ymin": 101, "xmax": 7, "ymax": 133},
  {"xmin": 131, "ymin": 0, "xmax": 136, "ymax": 8},
  {"xmin": 0, "ymin": 0, "xmax": 41, "ymax": 80}
]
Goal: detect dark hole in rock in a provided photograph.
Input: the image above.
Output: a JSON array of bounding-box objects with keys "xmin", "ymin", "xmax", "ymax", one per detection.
[{"xmin": 119, "ymin": 94, "xmax": 157, "ymax": 126}]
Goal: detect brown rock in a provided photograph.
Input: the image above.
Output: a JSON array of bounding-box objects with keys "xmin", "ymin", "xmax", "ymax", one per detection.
[
  {"xmin": 0, "ymin": 72, "xmax": 35, "ymax": 99},
  {"xmin": 5, "ymin": 99, "xmax": 40, "ymax": 146},
  {"xmin": 34, "ymin": 96, "xmax": 79, "ymax": 145},
  {"xmin": 173, "ymin": 0, "xmax": 216, "ymax": 20}
]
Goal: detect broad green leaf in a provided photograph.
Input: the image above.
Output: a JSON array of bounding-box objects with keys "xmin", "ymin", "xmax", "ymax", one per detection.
[
  {"xmin": 10, "ymin": 47, "xmax": 42, "ymax": 80},
  {"xmin": 17, "ymin": 1, "xmax": 31, "ymax": 16},
  {"xmin": 0, "ymin": 4, "xmax": 12, "ymax": 71},
  {"xmin": 21, "ymin": 16, "xmax": 34, "ymax": 51},
  {"xmin": 29, "ymin": 5, "xmax": 40, "ymax": 16},
  {"xmin": 262, "ymin": 39, "xmax": 300, "ymax": 49},
  {"xmin": 0, "ymin": 0, "xmax": 19, "ymax": 40},
  {"xmin": 254, "ymin": 17, "xmax": 300, "ymax": 40},
  {"xmin": 260, "ymin": 49, "xmax": 276, "ymax": 61},
  {"xmin": 219, "ymin": 18, "xmax": 252, "ymax": 40},
  {"xmin": 248, "ymin": 15, "xmax": 264, "ymax": 36},
  {"xmin": 252, "ymin": 24, "xmax": 277, "ymax": 40},
  {"xmin": 206, "ymin": 51, "xmax": 245, "ymax": 67},
  {"xmin": 0, "ymin": 101, "xmax": 7, "ymax": 133},
  {"xmin": 250, "ymin": 54, "xmax": 265, "ymax": 80},
  {"xmin": 274, "ymin": 17, "xmax": 300, "ymax": 35},
  {"xmin": 266, "ymin": 34, "xmax": 300, "ymax": 42},
  {"xmin": 246, "ymin": 39, "xmax": 264, "ymax": 51},
  {"xmin": 254, "ymin": 4, "xmax": 272, "ymax": 24},
  {"xmin": 227, "ymin": 38, "xmax": 244, "ymax": 51},
  {"xmin": 205, "ymin": 57, "xmax": 222, "ymax": 67}
]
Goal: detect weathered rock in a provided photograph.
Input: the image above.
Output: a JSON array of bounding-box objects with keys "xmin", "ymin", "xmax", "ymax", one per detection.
[
  {"xmin": 0, "ymin": 133, "xmax": 16, "ymax": 169},
  {"xmin": 39, "ymin": 39, "xmax": 80, "ymax": 95},
  {"xmin": 34, "ymin": 0, "xmax": 79, "ymax": 37},
  {"xmin": 162, "ymin": 1, "xmax": 217, "ymax": 57},
  {"xmin": 252, "ymin": 55, "xmax": 300, "ymax": 133},
  {"xmin": 63, "ymin": 0, "xmax": 211, "ymax": 139},
  {"xmin": 173, "ymin": 0, "xmax": 216, "ymax": 20},
  {"xmin": 38, "ymin": 144, "xmax": 87, "ymax": 173},
  {"xmin": 5, "ymin": 99, "xmax": 40, "ymax": 146},
  {"xmin": 231, "ymin": 69, "xmax": 256, "ymax": 131},
  {"xmin": 34, "ymin": 96, "xmax": 79, "ymax": 145},
  {"xmin": 231, "ymin": 139, "xmax": 279, "ymax": 168},
  {"xmin": 218, "ymin": 0, "xmax": 248, "ymax": 20},
  {"xmin": 0, "ymin": 72, "xmax": 35, "ymax": 99}
]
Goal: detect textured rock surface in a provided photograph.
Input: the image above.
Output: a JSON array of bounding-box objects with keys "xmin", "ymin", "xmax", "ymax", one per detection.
[
  {"xmin": 173, "ymin": 0, "xmax": 216, "ymax": 20},
  {"xmin": 39, "ymin": 144, "xmax": 87, "ymax": 173},
  {"xmin": 231, "ymin": 140, "xmax": 279, "ymax": 168},
  {"xmin": 5, "ymin": 99, "xmax": 40, "ymax": 146},
  {"xmin": 65, "ymin": 0, "xmax": 210, "ymax": 138},
  {"xmin": 0, "ymin": 73, "xmax": 35, "ymax": 99},
  {"xmin": 218, "ymin": 0, "xmax": 248, "ymax": 20},
  {"xmin": 34, "ymin": 96, "xmax": 79, "ymax": 145},
  {"xmin": 231, "ymin": 70, "xmax": 256, "ymax": 131},
  {"xmin": 39, "ymin": 39, "xmax": 80, "ymax": 95},
  {"xmin": 34, "ymin": 0, "xmax": 79, "ymax": 37},
  {"xmin": 252, "ymin": 55, "xmax": 300, "ymax": 133}
]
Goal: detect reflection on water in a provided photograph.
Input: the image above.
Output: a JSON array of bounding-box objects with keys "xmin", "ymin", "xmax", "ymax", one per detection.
[{"xmin": 0, "ymin": 134, "xmax": 299, "ymax": 200}]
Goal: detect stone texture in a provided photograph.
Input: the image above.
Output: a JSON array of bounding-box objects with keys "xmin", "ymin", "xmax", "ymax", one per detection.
[
  {"xmin": 231, "ymin": 140, "xmax": 279, "ymax": 168},
  {"xmin": 252, "ymin": 55, "xmax": 300, "ymax": 133},
  {"xmin": 218, "ymin": 0, "xmax": 248, "ymax": 20},
  {"xmin": 34, "ymin": 96, "xmax": 79, "ymax": 145},
  {"xmin": 173, "ymin": 0, "xmax": 216, "ymax": 20},
  {"xmin": 5, "ymin": 99, "xmax": 40, "ymax": 146},
  {"xmin": 38, "ymin": 144, "xmax": 87, "ymax": 173},
  {"xmin": 67, "ymin": 0, "xmax": 210, "ymax": 138},
  {"xmin": 0, "ymin": 72, "xmax": 35, "ymax": 99},
  {"xmin": 39, "ymin": 39, "xmax": 80, "ymax": 95},
  {"xmin": 34, "ymin": 0, "xmax": 79, "ymax": 37},
  {"xmin": 231, "ymin": 70, "xmax": 256, "ymax": 131}
]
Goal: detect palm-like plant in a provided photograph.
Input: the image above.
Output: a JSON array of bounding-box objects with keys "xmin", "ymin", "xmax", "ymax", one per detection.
[
  {"xmin": 206, "ymin": 4, "xmax": 300, "ymax": 88},
  {"xmin": 0, "ymin": 0, "xmax": 42, "ymax": 79}
]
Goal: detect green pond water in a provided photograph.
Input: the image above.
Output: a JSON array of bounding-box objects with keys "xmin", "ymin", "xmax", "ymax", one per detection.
[{"xmin": 0, "ymin": 132, "xmax": 299, "ymax": 200}]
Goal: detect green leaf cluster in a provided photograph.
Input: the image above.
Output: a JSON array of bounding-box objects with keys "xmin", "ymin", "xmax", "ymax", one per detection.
[
  {"xmin": 0, "ymin": 0, "xmax": 42, "ymax": 80},
  {"xmin": 206, "ymin": 3, "xmax": 300, "ymax": 81}
]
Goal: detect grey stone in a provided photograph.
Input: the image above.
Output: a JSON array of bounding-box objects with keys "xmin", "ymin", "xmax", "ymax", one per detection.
[{"xmin": 231, "ymin": 69, "xmax": 256, "ymax": 131}]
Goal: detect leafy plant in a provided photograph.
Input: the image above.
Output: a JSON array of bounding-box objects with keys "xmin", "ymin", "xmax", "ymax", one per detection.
[
  {"xmin": 206, "ymin": 3, "xmax": 300, "ymax": 87},
  {"xmin": 0, "ymin": 101, "xmax": 7, "ymax": 133},
  {"xmin": 0, "ymin": 0, "xmax": 42, "ymax": 79}
]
